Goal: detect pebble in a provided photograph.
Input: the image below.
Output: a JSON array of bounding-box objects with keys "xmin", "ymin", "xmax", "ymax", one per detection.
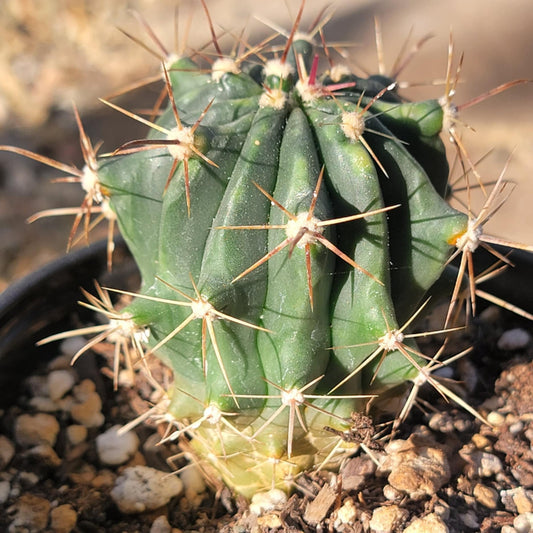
[
  {"xmin": 403, "ymin": 513, "xmax": 449, "ymax": 533},
  {"xmin": 14, "ymin": 413, "xmax": 60, "ymax": 447},
  {"xmin": 0, "ymin": 434, "xmax": 15, "ymax": 469},
  {"xmin": 380, "ymin": 436, "xmax": 450, "ymax": 500},
  {"xmin": 487, "ymin": 410, "xmax": 506, "ymax": 426},
  {"xmin": 0, "ymin": 480, "xmax": 10, "ymax": 504},
  {"xmin": 459, "ymin": 447, "xmax": 503, "ymax": 477},
  {"xmin": 333, "ymin": 498, "xmax": 357, "ymax": 530},
  {"xmin": 7, "ymin": 493, "xmax": 50, "ymax": 533},
  {"xmin": 514, "ymin": 512, "xmax": 533, "ymax": 533},
  {"xmin": 70, "ymin": 391, "xmax": 105, "ymax": 428},
  {"xmin": 369, "ymin": 504, "xmax": 408, "ymax": 532},
  {"xmin": 249, "ymin": 488, "xmax": 288, "ymax": 515},
  {"xmin": 25, "ymin": 443, "xmax": 62, "ymax": 467},
  {"xmin": 498, "ymin": 328, "xmax": 531, "ymax": 351},
  {"xmin": 96, "ymin": 425, "xmax": 140, "ymax": 465},
  {"xmin": 150, "ymin": 515, "xmax": 172, "ymax": 533},
  {"xmin": 110, "ymin": 466, "xmax": 183, "ymax": 514},
  {"xmin": 49, "ymin": 504, "xmax": 77, "ymax": 533},
  {"xmin": 473, "ymin": 483, "xmax": 499, "ymax": 509},
  {"xmin": 66, "ymin": 424, "xmax": 88, "ymax": 446},
  {"xmin": 48, "ymin": 369, "xmax": 77, "ymax": 401}
]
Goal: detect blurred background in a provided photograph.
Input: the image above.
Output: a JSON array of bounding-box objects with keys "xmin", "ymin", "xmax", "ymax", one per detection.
[{"xmin": 1, "ymin": 0, "xmax": 531, "ymax": 291}]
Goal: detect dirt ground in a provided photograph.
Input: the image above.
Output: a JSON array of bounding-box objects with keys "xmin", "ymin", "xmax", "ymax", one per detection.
[{"xmin": 0, "ymin": 0, "xmax": 532, "ymax": 288}]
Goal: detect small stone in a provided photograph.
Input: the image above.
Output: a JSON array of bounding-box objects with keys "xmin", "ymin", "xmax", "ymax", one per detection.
[
  {"xmin": 369, "ymin": 504, "xmax": 408, "ymax": 532},
  {"xmin": 0, "ymin": 435, "xmax": 15, "ymax": 469},
  {"xmin": 28, "ymin": 396, "xmax": 59, "ymax": 412},
  {"xmin": 257, "ymin": 514, "xmax": 284, "ymax": 529},
  {"xmin": 49, "ymin": 504, "xmax": 77, "ymax": 533},
  {"xmin": 14, "ymin": 413, "xmax": 60, "ymax": 447},
  {"xmin": 7, "ymin": 493, "xmax": 50, "ymax": 533},
  {"xmin": 514, "ymin": 513, "xmax": 533, "ymax": 533},
  {"xmin": 180, "ymin": 465, "xmax": 206, "ymax": 496},
  {"xmin": 380, "ymin": 436, "xmax": 450, "ymax": 500},
  {"xmin": 70, "ymin": 391, "xmax": 104, "ymax": 428},
  {"xmin": 383, "ymin": 484, "xmax": 402, "ymax": 501},
  {"xmin": 513, "ymin": 488, "xmax": 533, "ymax": 514},
  {"xmin": 91, "ymin": 469, "xmax": 116, "ymax": 488},
  {"xmin": 460, "ymin": 510, "xmax": 479, "ymax": 529},
  {"xmin": 250, "ymin": 488, "xmax": 287, "ymax": 515},
  {"xmin": 111, "ymin": 466, "xmax": 183, "ymax": 514},
  {"xmin": 66, "ymin": 424, "xmax": 88, "ymax": 446},
  {"xmin": 459, "ymin": 446, "xmax": 503, "ymax": 477},
  {"xmin": 48, "ymin": 369, "xmax": 76, "ymax": 401},
  {"xmin": 18, "ymin": 471, "xmax": 40, "ymax": 488},
  {"xmin": 487, "ymin": 411, "xmax": 506, "ymax": 426},
  {"xmin": 150, "ymin": 515, "xmax": 172, "ymax": 533},
  {"xmin": 96, "ymin": 425, "xmax": 139, "ymax": 465},
  {"xmin": 0, "ymin": 480, "xmax": 10, "ymax": 504},
  {"xmin": 25, "ymin": 443, "xmax": 62, "ymax": 467},
  {"xmin": 498, "ymin": 328, "xmax": 531, "ymax": 351},
  {"xmin": 471, "ymin": 433, "xmax": 491, "ymax": 450},
  {"xmin": 403, "ymin": 513, "xmax": 449, "ymax": 533},
  {"xmin": 333, "ymin": 498, "xmax": 357, "ymax": 530},
  {"xmin": 473, "ymin": 483, "xmax": 499, "ymax": 509}
]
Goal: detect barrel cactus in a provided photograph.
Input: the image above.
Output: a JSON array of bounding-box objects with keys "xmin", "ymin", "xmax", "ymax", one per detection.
[{"xmin": 2, "ymin": 3, "xmax": 529, "ymax": 499}]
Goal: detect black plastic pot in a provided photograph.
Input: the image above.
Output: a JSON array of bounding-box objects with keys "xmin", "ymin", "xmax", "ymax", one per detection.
[{"xmin": 0, "ymin": 240, "xmax": 531, "ymax": 407}]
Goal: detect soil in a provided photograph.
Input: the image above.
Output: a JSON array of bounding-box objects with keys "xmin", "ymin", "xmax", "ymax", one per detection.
[{"xmin": 1, "ymin": 284, "xmax": 532, "ymax": 532}]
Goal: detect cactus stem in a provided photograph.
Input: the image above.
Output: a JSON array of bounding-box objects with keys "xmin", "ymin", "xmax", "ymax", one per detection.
[
  {"xmin": 329, "ymin": 301, "xmax": 464, "ymax": 394},
  {"xmin": 219, "ymin": 171, "xmax": 396, "ymax": 307},
  {"xmin": 230, "ymin": 375, "xmax": 373, "ymax": 459},
  {"xmin": 100, "ymin": 78, "xmax": 217, "ymax": 215},
  {"xmin": 107, "ymin": 276, "xmax": 270, "ymax": 406}
]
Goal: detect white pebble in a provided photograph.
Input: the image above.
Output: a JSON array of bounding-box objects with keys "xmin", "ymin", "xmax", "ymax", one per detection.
[
  {"xmin": 96, "ymin": 425, "xmax": 139, "ymax": 465},
  {"xmin": 150, "ymin": 515, "xmax": 172, "ymax": 533},
  {"xmin": 48, "ymin": 369, "xmax": 76, "ymax": 401},
  {"xmin": 250, "ymin": 488, "xmax": 287, "ymax": 515},
  {"xmin": 111, "ymin": 466, "xmax": 183, "ymax": 514},
  {"xmin": 498, "ymin": 328, "xmax": 531, "ymax": 351},
  {"xmin": 514, "ymin": 513, "xmax": 533, "ymax": 533}
]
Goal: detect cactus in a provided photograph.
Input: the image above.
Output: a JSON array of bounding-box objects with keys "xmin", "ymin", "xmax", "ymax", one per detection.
[{"xmin": 2, "ymin": 3, "xmax": 531, "ymax": 499}]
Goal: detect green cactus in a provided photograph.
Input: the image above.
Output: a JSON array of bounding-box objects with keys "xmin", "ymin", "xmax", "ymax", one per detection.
[{"xmin": 2, "ymin": 4, "xmax": 530, "ymax": 499}]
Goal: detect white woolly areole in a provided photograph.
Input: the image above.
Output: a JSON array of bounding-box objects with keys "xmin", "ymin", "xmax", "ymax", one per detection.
[
  {"xmin": 455, "ymin": 220, "xmax": 482, "ymax": 252},
  {"xmin": 379, "ymin": 329, "xmax": 405, "ymax": 352},
  {"xmin": 439, "ymin": 96, "xmax": 459, "ymax": 140},
  {"xmin": 211, "ymin": 57, "xmax": 240, "ymax": 81},
  {"xmin": 263, "ymin": 58, "xmax": 295, "ymax": 80},
  {"xmin": 166, "ymin": 126, "xmax": 195, "ymax": 160},
  {"xmin": 341, "ymin": 111, "xmax": 365, "ymax": 141},
  {"xmin": 281, "ymin": 388, "xmax": 304, "ymax": 407},
  {"xmin": 108, "ymin": 314, "xmax": 146, "ymax": 343},
  {"xmin": 285, "ymin": 212, "xmax": 323, "ymax": 247},
  {"xmin": 81, "ymin": 164, "xmax": 103, "ymax": 203},
  {"xmin": 295, "ymin": 79, "xmax": 321, "ymax": 103},
  {"xmin": 329, "ymin": 64, "xmax": 351, "ymax": 83},
  {"xmin": 203, "ymin": 405, "xmax": 222, "ymax": 425},
  {"xmin": 163, "ymin": 53, "xmax": 181, "ymax": 72},
  {"xmin": 259, "ymin": 88, "xmax": 287, "ymax": 109},
  {"xmin": 190, "ymin": 297, "xmax": 215, "ymax": 320}
]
